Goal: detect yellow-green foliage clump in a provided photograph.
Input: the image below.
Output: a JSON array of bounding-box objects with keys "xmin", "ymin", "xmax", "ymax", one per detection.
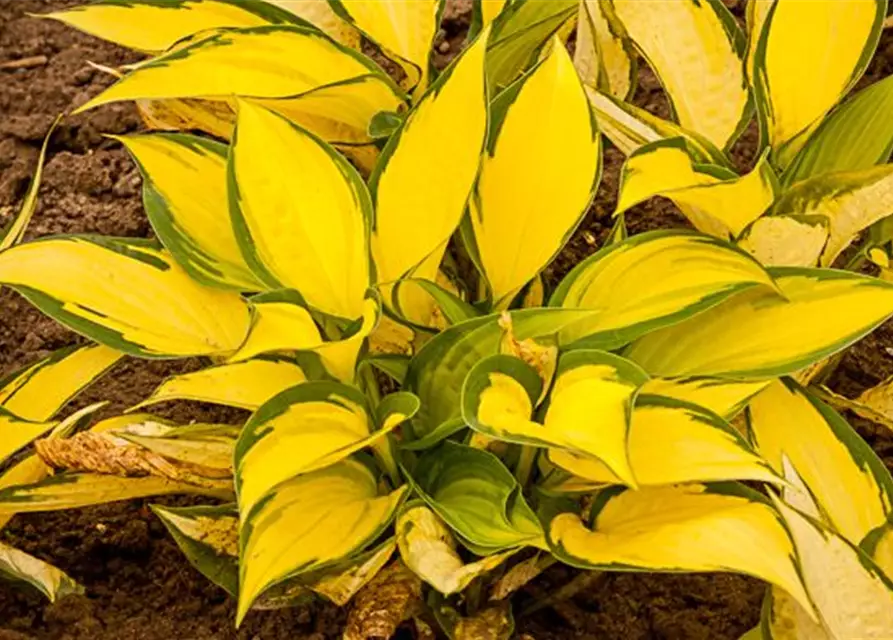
[{"xmin": 1, "ymin": 1, "xmax": 893, "ymax": 637}]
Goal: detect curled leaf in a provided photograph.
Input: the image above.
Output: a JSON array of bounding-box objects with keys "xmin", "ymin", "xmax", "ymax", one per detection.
[
  {"xmin": 114, "ymin": 422, "xmax": 237, "ymax": 470},
  {"xmin": 0, "ymin": 541, "xmax": 82, "ymax": 602},
  {"xmin": 857, "ymin": 377, "xmax": 893, "ymax": 430},
  {"xmin": 811, "ymin": 385, "xmax": 893, "ymax": 434},
  {"xmin": 236, "ymin": 460, "xmax": 407, "ymax": 624},
  {"xmin": 151, "ymin": 503, "xmax": 239, "ymax": 595},
  {"xmin": 497, "ymin": 312, "xmax": 558, "ymax": 402},
  {"xmin": 35, "ymin": 431, "xmax": 232, "ymax": 491},
  {"xmin": 311, "ymin": 540, "xmax": 397, "ymax": 607},
  {"xmin": 397, "ymin": 503, "xmax": 514, "ymax": 595},
  {"xmin": 255, "ymin": 539, "xmax": 398, "ymax": 610},
  {"xmin": 343, "ymin": 561, "xmax": 423, "ymax": 640},
  {"xmin": 0, "ymin": 116, "xmax": 59, "ymax": 251}
]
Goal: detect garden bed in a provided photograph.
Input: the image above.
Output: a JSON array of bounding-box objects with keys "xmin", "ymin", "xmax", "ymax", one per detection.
[{"xmin": 1, "ymin": 1, "xmax": 892, "ymax": 638}]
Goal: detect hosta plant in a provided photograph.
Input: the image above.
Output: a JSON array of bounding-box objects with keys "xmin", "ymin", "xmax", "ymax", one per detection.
[{"xmin": 1, "ymin": 1, "xmax": 893, "ymax": 638}]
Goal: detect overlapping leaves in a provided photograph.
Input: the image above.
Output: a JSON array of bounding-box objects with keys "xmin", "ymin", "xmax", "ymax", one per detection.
[{"xmin": 8, "ymin": 1, "xmax": 893, "ymax": 635}]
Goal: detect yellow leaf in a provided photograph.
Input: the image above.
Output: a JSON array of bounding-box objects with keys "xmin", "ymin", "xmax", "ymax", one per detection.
[
  {"xmin": 866, "ymin": 522, "xmax": 893, "ymax": 581},
  {"xmin": 0, "ymin": 344, "xmax": 122, "ymax": 422},
  {"xmin": 639, "ymin": 377, "xmax": 770, "ymax": 420},
  {"xmin": 228, "ymin": 295, "xmax": 378, "ymax": 382},
  {"xmin": 745, "ymin": 0, "xmax": 774, "ymax": 75},
  {"xmin": 614, "ymin": 140, "xmax": 778, "ymax": 238},
  {"xmin": 0, "ymin": 457, "xmax": 47, "ymax": 503},
  {"xmin": 0, "ymin": 116, "xmax": 58, "ymax": 251},
  {"xmin": 485, "ymin": 0, "xmax": 577, "ymax": 92},
  {"xmin": 39, "ymin": 0, "xmax": 302, "ymax": 52},
  {"xmin": 234, "ymin": 382, "xmax": 392, "ymax": 517},
  {"xmin": 312, "ymin": 297, "xmax": 380, "ymax": 382},
  {"xmin": 117, "ymin": 424, "xmax": 236, "ymax": 471},
  {"xmin": 611, "ymin": 0, "xmax": 749, "ymax": 149},
  {"xmin": 752, "ymin": 0, "xmax": 885, "ymax": 164},
  {"xmin": 470, "ymin": 39, "xmax": 600, "ymax": 303},
  {"xmin": 227, "ymin": 300, "xmax": 323, "ymax": 363},
  {"xmin": 74, "ymin": 26, "xmax": 405, "ymax": 145},
  {"xmin": 479, "ymin": 0, "xmax": 508, "ymax": 30},
  {"xmin": 262, "ymin": 74, "xmax": 406, "ymax": 145},
  {"xmin": 370, "ymin": 28, "xmax": 488, "ymax": 293},
  {"xmin": 332, "ymin": 0, "xmax": 440, "ymax": 94},
  {"xmin": 464, "ymin": 351, "xmax": 646, "ymax": 487},
  {"xmin": 229, "ymin": 101, "xmax": 371, "ymax": 319},
  {"xmin": 0, "ymin": 412, "xmax": 56, "ymax": 469},
  {"xmin": 858, "ymin": 377, "xmax": 893, "ymax": 429},
  {"xmin": 771, "ymin": 493, "xmax": 893, "ymax": 637},
  {"xmin": 262, "ymin": 0, "xmax": 360, "ymax": 48},
  {"xmin": 737, "ymin": 215, "xmax": 828, "ymax": 267},
  {"xmin": 543, "ymin": 362, "xmax": 640, "ymax": 486},
  {"xmin": 748, "ymin": 380, "xmax": 893, "ymax": 545},
  {"xmin": 551, "ymin": 231, "xmax": 777, "ymax": 348},
  {"xmin": 761, "ymin": 458, "xmax": 857, "ymax": 638},
  {"xmin": 574, "ymin": 0, "xmax": 634, "ymax": 99},
  {"xmin": 548, "ymin": 483, "xmax": 813, "ymax": 616},
  {"xmin": 765, "ymin": 584, "xmax": 829, "ymax": 640},
  {"xmin": 0, "ymin": 542, "xmax": 81, "ymax": 602},
  {"xmin": 309, "ymin": 539, "xmax": 397, "ymax": 606},
  {"xmin": 89, "ymin": 413, "xmax": 161, "ymax": 434},
  {"xmin": 237, "ymin": 459, "xmax": 407, "ymax": 624},
  {"xmin": 584, "ymin": 88, "xmax": 726, "ymax": 164},
  {"xmin": 0, "ymin": 238, "xmax": 251, "ymax": 357},
  {"xmin": 626, "ymin": 269, "xmax": 893, "ymax": 379},
  {"xmin": 0, "ymin": 473, "xmax": 226, "ymax": 515},
  {"xmin": 133, "ymin": 358, "xmax": 306, "ymax": 412},
  {"xmin": 774, "ymin": 165, "xmax": 893, "ymax": 267},
  {"xmin": 549, "ymin": 395, "xmax": 780, "ymax": 487},
  {"xmin": 115, "ymin": 132, "xmax": 264, "ymax": 290},
  {"xmin": 136, "ymin": 98, "xmax": 235, "ymax": 140}
]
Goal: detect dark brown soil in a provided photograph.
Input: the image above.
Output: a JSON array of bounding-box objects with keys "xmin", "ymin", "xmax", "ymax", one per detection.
[{"xmin": 1, "ymin": 1, "xmax": 892, "ymax": 639}]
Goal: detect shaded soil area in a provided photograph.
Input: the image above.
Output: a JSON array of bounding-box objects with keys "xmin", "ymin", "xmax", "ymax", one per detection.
[{"xmin": 0, "ymin": 1, "xmax": 891, "ymax": 638}]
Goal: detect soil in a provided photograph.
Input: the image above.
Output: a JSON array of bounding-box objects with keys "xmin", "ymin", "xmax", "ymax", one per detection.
[{"xmin": 0, "ymin": 1, "xmax": 891, "ymax": 639}]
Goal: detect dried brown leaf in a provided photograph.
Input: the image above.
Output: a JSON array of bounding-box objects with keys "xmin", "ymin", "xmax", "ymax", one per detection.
[
  {"xmin": 35, "ymin": 432, "xmax": 231, "ymax": 491},
  {"xmin": 792, "ymin": 354, "xmax": 840, "ymax": 387},
  {"xmin": 412, "ymin": 616, "xmax": 437, "ymax": 640},
  {"xmin": 454, "ymin": 604, "xmax": 513, "ymax": 640},
  {"xmin": 812, "ymin": 385, "xmax": 893, "ymax": 433},
  {"xmin": 498, "ymin": 312, "xmax": 558, "ymax": 404},
  {"xmin": 489, "ymin": 554, "xmax": 555, "ymax": 601},
  {"xmin": 343, "ymin": 560, "xmax": 422, "ymax": 640},
  {"xmin": 857, "ymin": 377, "xmax": 893, "ymax": 424}
]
